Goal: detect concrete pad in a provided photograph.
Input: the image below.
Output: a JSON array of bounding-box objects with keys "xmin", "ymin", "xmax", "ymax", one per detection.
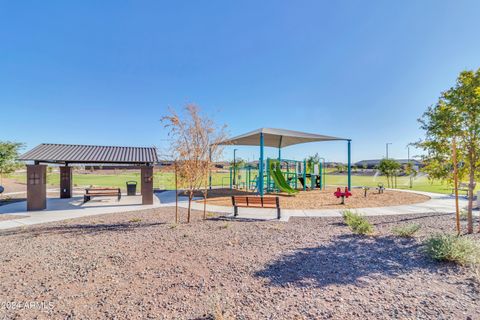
[{"xmin": 0, "ymin": 194, "xmax": 164, "ymax": 231}]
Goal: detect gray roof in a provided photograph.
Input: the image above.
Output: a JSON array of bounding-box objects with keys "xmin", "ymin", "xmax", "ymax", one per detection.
[
  {"xmin": 18, "ymin": 143, "xmax": 158, "ymax": 165},
  {"xmin": 219, "ymin": 128, "xmax": 348, "ymax": 148}
]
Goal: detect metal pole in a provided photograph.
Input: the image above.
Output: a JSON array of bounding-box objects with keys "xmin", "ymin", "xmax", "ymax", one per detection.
[
  {"xmin": 386, "ymin": 143, "xmax": 392, "ymax": 159},
  {"xmin": 407, "ymin": 146, "xmax": 412, "ymax": 188},
  {"xmin": 303, "ymin": 159, "xmax": 307, "ymax": 191},
  {"xmin": 319, "ymin": 157, "xmax": 326, "ymax": 190},
  {"xmin": 233, "ymin": 148, "xmax": 238, "ymax": 187},
  {"xmin": 259, "ymin": 133, "xmax": 264, "ymax": 196},
  {"xmin": 347, "ymin": 140, "xmax": 352, "ymax": 190},
  {"xmin": 278, "ymin": 136, "xmax": 283, "ymax": 161}
]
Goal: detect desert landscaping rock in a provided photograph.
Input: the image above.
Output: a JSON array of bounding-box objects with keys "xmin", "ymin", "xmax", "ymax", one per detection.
[{"xmin": 0, "ymin": 208, "xmax": 478, "ymax": 319}]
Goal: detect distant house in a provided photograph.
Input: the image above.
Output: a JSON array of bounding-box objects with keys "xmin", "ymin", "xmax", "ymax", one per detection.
[{"xmin": 355, "ymin": 159, "xmax": 422, "ymax": 170}]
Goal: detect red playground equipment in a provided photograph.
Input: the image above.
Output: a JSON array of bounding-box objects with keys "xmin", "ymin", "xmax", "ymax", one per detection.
[{"xmin": 334, "ymin": 187, "xmax": 352, "ymax": 204}]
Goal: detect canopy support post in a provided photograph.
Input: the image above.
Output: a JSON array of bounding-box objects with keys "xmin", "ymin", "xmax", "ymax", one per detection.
[
  {"xmin": 347, "ymin": 140, "xmax": 352, "ymax": 190},
  {"xmin": 259, "ymin": 132, "xmax": 264, "ymax": 196},
  {"xmin": 278, "ymin": 136, "xmax": 283, "ymax": 161}
]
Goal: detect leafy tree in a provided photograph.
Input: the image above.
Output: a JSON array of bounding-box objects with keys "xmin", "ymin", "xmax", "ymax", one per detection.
[
  {"xmin": 335, "ymin": 163, "xmax": 346, "ymax": 173},
  {"xmin": 362, "ymin": 162, "xmax": 368, "ymax": 172},
  {"xmin": 0, "ymin": 141, "xmax": 24, "ymax": 185},
  {"xmin": 306, "ymin": 153, "xmax": 321, "ymax": 172},
  {"xmin": 404, "ymin": 162, "xmax": 418, "ymax": 188},
  {"xmin": 162, "ymin": 105, "xmax": 227, "ymax": 222},
  {"xmin": 230, "ymin": 157, "xmax": 246, "ymax": 169},
  {"xmin": 415, "ymin": 69, "xmax": 480, "ymax": 233},
  {"xmin": 377, "ymin": 158, "xmax": 400, "ymax": 188},
  {"xmin": 306, "ymin": 153, "xmax": 321, "ymax": 164}
]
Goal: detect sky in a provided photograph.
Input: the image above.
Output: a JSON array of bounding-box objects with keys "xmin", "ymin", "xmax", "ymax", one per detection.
[{"xmin": 1, "ymin": 0, "xmax": 479, "ymax": 163}]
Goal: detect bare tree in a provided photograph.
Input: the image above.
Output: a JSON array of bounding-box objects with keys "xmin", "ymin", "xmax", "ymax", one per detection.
[{"xmin": 162, "ymin": 105, "xmax": 227, "ymax": 223}]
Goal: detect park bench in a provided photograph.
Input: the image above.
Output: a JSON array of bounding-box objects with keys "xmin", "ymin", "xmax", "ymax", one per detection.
[
  {"xmin": 231, "ymin": 196, "xmax": 281, "ymax": 219},
  {"xmin": 452, "ymin": 182, "xmax": 476, "ymax": 197},
  {"xmin": 84, "ymin": 188, "xmax": 121, "ymax": 203}
]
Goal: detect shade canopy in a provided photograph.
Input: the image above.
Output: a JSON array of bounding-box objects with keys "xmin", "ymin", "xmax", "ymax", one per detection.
[
  {"xmin": 18, "ymin": 143, "xmax": 158, "ymax": 165},
  {"xmin": 219, "ymin": 128, "xmax": 348, "ymax": 148}
]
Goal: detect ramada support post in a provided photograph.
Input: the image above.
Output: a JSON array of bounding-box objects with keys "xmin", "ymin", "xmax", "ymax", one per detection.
[
  {"xmin": 60, "ymin": 165, "xmax": 73, "ymax": 198},
  {"xmin": 141, "ymin": 166, "xmax": 154, "ymax": 205},
  {"xmin": 26, "ymin": 164, "xmax": 47, "ymax": 211}
]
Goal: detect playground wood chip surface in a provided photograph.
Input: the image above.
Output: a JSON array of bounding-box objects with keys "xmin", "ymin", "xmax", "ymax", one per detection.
[{"xmin": 197, "ymin": 187, "xmax": 431, "ymax": 209}]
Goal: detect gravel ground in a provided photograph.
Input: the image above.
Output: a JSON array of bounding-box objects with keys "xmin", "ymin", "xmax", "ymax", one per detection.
[
  {"xmin": 0, "ymin": 208, "xmax": 478, "ymax": 319},
  {"xmin": 197, "ymin": 188, "xmax": 430, "ymax": 209},
  {"xmin": 0, "ymin": 214, "xmax": 26, "ymax": 221}
]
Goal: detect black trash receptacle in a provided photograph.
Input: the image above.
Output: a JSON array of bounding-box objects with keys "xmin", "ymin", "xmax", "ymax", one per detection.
[{"xmin": 126, "ymin": 181, "xmax": 137, "ymax": 196}]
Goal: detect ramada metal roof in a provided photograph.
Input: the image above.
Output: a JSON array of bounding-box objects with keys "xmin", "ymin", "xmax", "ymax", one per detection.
[
  {"xmin": 218, "ymin": 128, "xmax": 348, "ymax": 148},
  {"xmin": 18, "ymin": 143, "xmax": 158, "ymax": 165}
]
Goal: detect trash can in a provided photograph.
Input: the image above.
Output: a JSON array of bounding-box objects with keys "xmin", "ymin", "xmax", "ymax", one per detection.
[{"xmin": 126, "ymin": 181, "xmax": 137, "ymax": 196}]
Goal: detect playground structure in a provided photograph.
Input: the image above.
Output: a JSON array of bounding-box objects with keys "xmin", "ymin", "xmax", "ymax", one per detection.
[
  {"xmin": 229, "ymin": 157, "xmax": 324, "ymax": 195},
  {"xmin": 214, "ymin": 128, "xmax": 351, "ymax": 196}
]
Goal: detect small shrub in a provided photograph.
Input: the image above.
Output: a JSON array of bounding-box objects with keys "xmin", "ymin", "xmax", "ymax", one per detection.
[
  {"xmin": 459, "ymin": 210, "xmax": 468, "ymax": 221},
  {"xmin": 129, "ymin": 218, "xmax": 142, "ymax": 223},
  {"xmin": 220, "ymin": 222, "xmax": 230, "ymax": 229},
  {"xmin": 424, "ymin": 233, "xmax": 480, "ymax": 265},
  {"xmin": 342, "ymin": 210, "xmax": 373, "ymax": 235},
  {"xmin": 392, "ymin": 224, "xmax": 421, "ymax": 237}
]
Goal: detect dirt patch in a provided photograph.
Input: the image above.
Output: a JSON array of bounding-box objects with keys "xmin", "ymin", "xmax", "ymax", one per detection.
[
  {"xmin": 197, "ymin": 187, "xmax": 430, "ymax": 209},
  {"xmin": 0, "ymin": 208, "xmax": 477, "ymax": 319},
  {"xmin": 0, "ymin": 177, "xmax": 26, "ymax": 193}
]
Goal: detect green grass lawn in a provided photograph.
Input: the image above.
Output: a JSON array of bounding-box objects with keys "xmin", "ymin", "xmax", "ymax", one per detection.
[
  {"xmin": 7, "ymin": 171, "xmax": 464, "ymax": 194},
  {"xmin": 324, "ymin": 174, "xmax": 455, "ymax": 194},
  {"xmin": 9, "ymin": 171, "xmax": 231, "ymax": 190}
]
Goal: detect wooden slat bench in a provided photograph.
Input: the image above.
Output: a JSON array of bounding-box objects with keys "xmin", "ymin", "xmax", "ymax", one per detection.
[
  {"xmin": 231, "ymin": 196, "xmax": 281, "ymax": 219},
  {"xmin": 452, "ymin": 182, "xmax": 476, "ymax": 197},
  {"xmin": 84, "ymin": 188, "xmax": 121, "ymax": 203}
]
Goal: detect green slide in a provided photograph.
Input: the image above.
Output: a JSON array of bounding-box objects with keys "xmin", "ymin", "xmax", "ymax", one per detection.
[{"xmin": 269, "ymin": 160, "xmax": 299, "ymax": 195}]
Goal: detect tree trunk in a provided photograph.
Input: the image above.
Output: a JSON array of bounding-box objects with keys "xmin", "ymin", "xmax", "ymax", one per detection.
[
  {"xmin": 452, "ymin": 139, "xmax": 461, "ymax": 234},
  {"xmin": 175, "ymin": 162, "xmax": 179, "ymax": 224},
  {"xmin": 467, "ymin": 163, "xmax": 474, "ymax": 234},
  {"xmin": 187, "ymin": 193, "xmax": 193, "ymax": 223},
  {"xmin": 203, "ymin": 189, "xmax": 208, "ymax": 220}
]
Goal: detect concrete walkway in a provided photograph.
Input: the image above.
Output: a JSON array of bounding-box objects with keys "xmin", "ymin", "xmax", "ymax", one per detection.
[
  {"xmin": 0, "ymin": 195, "xmax": 165, "ymax": 230},
  {"xmin": 0, "ymin": 189, "xmax": 474, "ymax": 230},
  {"xmin": 158, "ymin": 189, "xmax": 473, "ymax": 222}
]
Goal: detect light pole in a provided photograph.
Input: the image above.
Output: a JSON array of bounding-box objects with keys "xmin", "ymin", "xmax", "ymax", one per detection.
[
  {"xmin": 233, "ymin": 148, "xmax": 238, "ymax": 187},
  {"xmin": 386, "ymin": 143, "xmax": 392, "ymax": 159}
]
